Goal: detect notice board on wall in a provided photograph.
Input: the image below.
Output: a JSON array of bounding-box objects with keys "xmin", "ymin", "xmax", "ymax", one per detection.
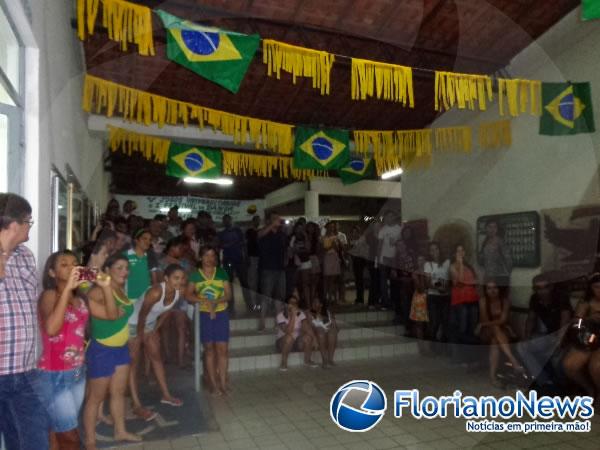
[{"xmin": 477, "ymin": 211, "xmax": 540, "ymax": 268}]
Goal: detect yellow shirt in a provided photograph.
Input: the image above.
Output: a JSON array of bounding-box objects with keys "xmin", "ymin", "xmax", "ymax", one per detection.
[{"xmin": 188, "ymin": 267, "xmax": 229, "ymax": 313}]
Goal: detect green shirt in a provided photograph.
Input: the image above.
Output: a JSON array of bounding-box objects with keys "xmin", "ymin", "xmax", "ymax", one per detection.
[
  {"xmin": 125, "ymin": 249, "xmax": 151, "ymax": 300},
  {"xmin": 188, "ymin": 267, "xmax": 229, "ymax": 313},
  {"xmin": 90, "ymin": 291, "xmax": 134, "ymax": 347}
]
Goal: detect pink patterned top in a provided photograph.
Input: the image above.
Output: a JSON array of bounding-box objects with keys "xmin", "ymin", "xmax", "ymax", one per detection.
[{"xmin": 38, "ymin": 300, "xmax": 89, "ymax": 371}]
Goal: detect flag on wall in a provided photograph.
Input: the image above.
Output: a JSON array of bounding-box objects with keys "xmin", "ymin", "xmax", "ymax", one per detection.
[
  {"xmin": 156, "ymin": 10, "xmax": 260, "ymax": 93},
  {"xmin": 582, "ymin": 0, "xmax": 600, "ymax": 20},
  {"xmin": 166, "ymin": 144, "xmax": 222, "ymax": 179},
  {"xmin": 338, "ymin": 157, "xmax": 373, "ymax": 185},
  {"xmin": 539, "ymin": 82, "xmax": 595, "ymax": 135},
  {"xmin": 293, "ymin": 127, "xmax": 350, "ymax": 170}
]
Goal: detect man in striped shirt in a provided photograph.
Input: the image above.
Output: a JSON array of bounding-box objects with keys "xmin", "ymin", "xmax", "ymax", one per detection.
[{"xmin": 0, "ymin": 193, "xmax": 49, "ymax": 450}]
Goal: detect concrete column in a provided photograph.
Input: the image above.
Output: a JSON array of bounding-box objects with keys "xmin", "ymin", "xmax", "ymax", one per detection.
[{"xmin": 304, "ymin": 190, "xmax": 319, "ymax": 217}]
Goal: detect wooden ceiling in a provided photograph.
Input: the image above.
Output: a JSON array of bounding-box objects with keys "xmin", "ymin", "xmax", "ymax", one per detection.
[{"xmin": 84, "ymin": 0, "xmax": 578, "ymax": 198}]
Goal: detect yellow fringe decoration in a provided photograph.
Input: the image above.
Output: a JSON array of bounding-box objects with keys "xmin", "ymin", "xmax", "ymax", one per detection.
[
  {"xmin": 262, "ymin": 39, "xmax": 335, "ymax": 95},
  {"xmin": 356, "ymin": 126, "xmax": 473, "ymax": 172},
  {"xmin": 354, "ymin": 130, "xmax": 432, "ymax": 157},
  {"xmin": 108, "ymin": 125, "xmax": 170, "ymax": 163},
  {"xmin": 353, "ymin": 130, "xmax": 395, "ymax": 156},
  {"xmin": 434, "ymin": 71, "xmax": 493, "ymax": 111},
  {"xmin": 354, "ymin": 129, "xmax": 432, "ymax": 174},
  {"xmin": 106, "ymin": 125, "xmax": 318, "ymax": 180},
  {"xmin": 77, "ymin": 0, "xmax": 155, "ymax": 56},
  {"xmin": 222, "ymin": 152, "xmax": 323, "ymax": 181},
  {"xmin": 497, "ymin": 79, "xmax": 542, "ymax": 117},
  {"xmin": 351, "ymin": 59, "xmax": 414, "ymax": 106},
  {"xmin": 434, "ymin": 126, "xmax": 472, "ymax": 152},
  {"xmin": 82, "ymin": 74, "xmax": 294, "ymax": 154},
  {"xmin": 478, "ymin": 120, "xmax": 512, "ymax": 149},
  {"xmin": 77, "ymin": 0, "xmax": 100, "ymax": 40}
]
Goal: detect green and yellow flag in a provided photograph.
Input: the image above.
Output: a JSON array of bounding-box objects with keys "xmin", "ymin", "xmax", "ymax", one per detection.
[
  {"xmin": 166, "ymin": 143, "xmax": 222, "ymax": 179},
  {"xmin": 582, "ymin": 0, "xmax": 600, "ymax": 20},
  {"xmin": 539, "ymin": 82, "xmax": 595, "ymax": 135},
  {"xmin": 338, "ymin": 157, "xmax": 373, "ymax": 185},
  {"xmin": 293, "ymin": 127, "xmax": 350, "ymax": 170},
  {"xmin": 156, "ymin": 10, "xmax": 260, "ymax": 93}
]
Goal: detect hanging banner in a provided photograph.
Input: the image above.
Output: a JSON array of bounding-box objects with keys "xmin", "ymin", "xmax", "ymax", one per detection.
[
  {"xmin": 263, "ymin": 39, "xmax": 335, "ymax": 95},
  {"xmin": 156, "ymin": 9, "xmax": 260, "ymax": 93},
  {"xmin": 294, "ymin": 127, "xmax": 350, "ymax": 170},
  {"xmin": 165, "ymin": 144, "xmax": 222, "ymax": 179},
  {"xmin": 114, "ymin": 195, "xmax": 265, "ymax": 223},
  {"xmin": 539, "ymin": 82, "xmax": 595, "ymax": 135},
  {"xmin": 582, "ymin": 0, "xmax": 600, "ymax": 20},
  {"xmin": 338, "ymin": 157, "xmax": 374, "ymax": 185}
]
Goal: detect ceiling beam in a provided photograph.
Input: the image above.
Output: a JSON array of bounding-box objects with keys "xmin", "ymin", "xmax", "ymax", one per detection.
[
  {"xmin": 133, "ymin": 0, "xmax": 506, "ymax": 69},
  {"xmin": 310, "ymin": 178, "xmax": 402, "ymax": 199}
]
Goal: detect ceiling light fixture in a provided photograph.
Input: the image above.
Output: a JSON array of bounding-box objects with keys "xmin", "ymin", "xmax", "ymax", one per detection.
[
  {"xmin": 381, "ymin": 168, "xmax": 403, "ymax": 180},
  {"xmin": 183, "ymin": 177, "xmax": 234, "ymax": 186}
]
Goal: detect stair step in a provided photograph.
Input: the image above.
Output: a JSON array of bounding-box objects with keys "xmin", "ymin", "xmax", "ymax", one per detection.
[
  {"xmin": 228, "ymin": 336, "xmax": 417, "ymax": 372},
  {"xmin": 229, "ymin": 309, "xmax": 395, "ymax": 332},
  {"xmin": 229, "ymin": 323, "xmax": 405, "ymax": 350}
]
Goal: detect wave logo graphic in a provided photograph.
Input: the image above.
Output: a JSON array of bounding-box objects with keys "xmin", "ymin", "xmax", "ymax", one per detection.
[{"xmin": 330, "ymin": 380, "xmax": 387, "ymax": 432}]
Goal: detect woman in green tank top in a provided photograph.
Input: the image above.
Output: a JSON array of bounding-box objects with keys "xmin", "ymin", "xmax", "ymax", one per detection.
[{"xmin": 82, "ymin": 254, "xmax": 141, "ymax": 449}]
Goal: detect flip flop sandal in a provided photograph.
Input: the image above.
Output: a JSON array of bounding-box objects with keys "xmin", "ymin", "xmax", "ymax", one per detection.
[
  {"xmin": 160, "ymin": 398, "xmax": 183, "ymax": 407},
  {"xmin": 134, "ymin": 408, "xmax": 158, "ymax": 422}
]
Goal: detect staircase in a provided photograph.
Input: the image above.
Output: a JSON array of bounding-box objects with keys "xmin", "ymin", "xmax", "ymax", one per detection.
[{"xmin": 227, "ymin": 309, "xmax": 418, "ymax": 372}]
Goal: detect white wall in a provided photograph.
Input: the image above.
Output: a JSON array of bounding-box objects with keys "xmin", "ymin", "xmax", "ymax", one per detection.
[
  {"xmin": 402, "ymin": 8, "xmax": 600, "ymax": 306},
  {"xmin": 26, "ymin": 0, "xmax": 108, "ymax": 263}
]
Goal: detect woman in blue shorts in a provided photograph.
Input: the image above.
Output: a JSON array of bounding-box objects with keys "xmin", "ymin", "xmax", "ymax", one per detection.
[
  {"xmin": 186, "ymin": 246, "xmax": 232, "ymax": 396},
  {"xmin": 82, "ymin": 254, "xmax": 141, "ymax": 449}
]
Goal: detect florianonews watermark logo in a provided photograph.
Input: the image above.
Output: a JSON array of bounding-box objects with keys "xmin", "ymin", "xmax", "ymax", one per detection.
[
  {"xmin": 331, "ymin": 382, "xmax": 594, "ymax": 433},
  {"xmin": 330, "ymin": 380, "xmax": 387, "ymax": 432}
]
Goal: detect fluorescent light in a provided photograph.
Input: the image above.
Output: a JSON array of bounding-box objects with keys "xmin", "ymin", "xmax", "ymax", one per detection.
[
  {"xmin": 159, "ymin": 207, "xmax": 192, "ymax": 213},
  {"xmin": 381, "ymin": 167, "xmax": 403, "ymax": 179},
  {"xmin": 183, "ymin": 177, "xmax": 233, "ymax": 186}
]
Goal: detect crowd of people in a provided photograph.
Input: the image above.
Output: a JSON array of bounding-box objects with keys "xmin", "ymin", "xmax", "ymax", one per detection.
[{"xmin": 3, "ymin": 191, "xmax": 600, "ymax": 449}]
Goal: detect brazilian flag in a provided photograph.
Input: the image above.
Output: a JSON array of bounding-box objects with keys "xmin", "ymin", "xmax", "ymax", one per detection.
[
  {"xmin": 293, "ymin": 127, "xmax": 350, "ymax": 170},
  {"xmin": 338, "ymin": 157, "xmax": 374, "ymax": 185},
  {"xmin": 156, "ymin": 10, "xmax": 260, "ymax": 94},
  {"xmin": 582, "ymin": 0, "xmax": 600, "ymax": 20},
  {"xmin": 539, "ymin": 82, "xmax": 595, "ymax": 135},
  {"xmin": 165, "ymin": 143, "xmax": 222, "ymax": 179}
]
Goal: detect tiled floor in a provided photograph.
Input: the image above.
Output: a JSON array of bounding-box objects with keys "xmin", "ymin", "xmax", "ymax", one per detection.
[{"xmin": 109, "ymin": 355, "xmax": 600, "ymax": 450}]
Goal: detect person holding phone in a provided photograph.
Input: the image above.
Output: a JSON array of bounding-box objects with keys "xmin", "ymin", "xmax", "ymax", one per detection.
[
  {"xmin": 276, "ymin": 294, "xmax": 318, "ymax": 371},
  {"xmin": 83, "ymin": 254, "xmax": 140, "ymax": 449},
  {"xmin": 37, "ymin": 250, "xmax": 89, "ymax": 449},
  {"xmin": 257, "ymin": 212, "xmax": 288, "ymax": 331},
  {"xmin": 186, "ymin": 246, "xmax": 232, "ymax": 396}
]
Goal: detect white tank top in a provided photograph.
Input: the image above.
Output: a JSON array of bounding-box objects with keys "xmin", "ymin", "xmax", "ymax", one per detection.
[{"xmin": 129, "ymin": 282, "xmax": 179, "ymax": 326}]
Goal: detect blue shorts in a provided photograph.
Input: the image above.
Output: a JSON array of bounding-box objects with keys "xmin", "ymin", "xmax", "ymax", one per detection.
[
  {"xmin": 200, "ymin": 311, "xmax": 230, "ymax": 344},
  {"xmin": 36, "ymin": 368, "xmax": 86, "ymax": 432},
  {"xmin": 86, "ymin": 340, "xmax": 131, "ymax": 379}
]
